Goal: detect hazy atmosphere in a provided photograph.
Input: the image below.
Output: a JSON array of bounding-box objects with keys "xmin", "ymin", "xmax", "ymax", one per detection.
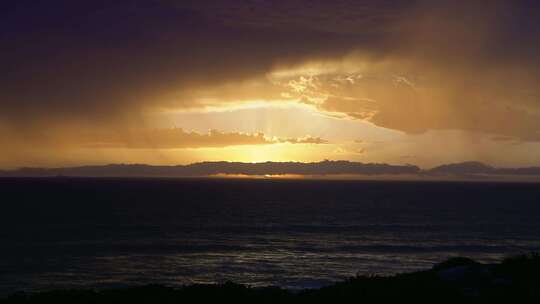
[{"xmin": 2, "ymin": 0, "xmax": 540, "ymax": 169}]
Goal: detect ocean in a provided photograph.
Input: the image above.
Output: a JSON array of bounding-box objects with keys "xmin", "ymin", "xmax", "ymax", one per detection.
[{"xmin": 1, "ymin": 178, "xmax": 539, "ymax": 295}]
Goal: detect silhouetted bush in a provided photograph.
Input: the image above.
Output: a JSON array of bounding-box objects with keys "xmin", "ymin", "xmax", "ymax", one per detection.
[{"xmin": 432, "ymin": 257, "xmax": 479, "ymax": 271}]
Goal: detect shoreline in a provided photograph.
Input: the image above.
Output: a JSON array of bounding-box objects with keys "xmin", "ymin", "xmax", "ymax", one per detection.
[{"xmin": 3, "ymin": 254, "xmax": 539, "ymax": 302}]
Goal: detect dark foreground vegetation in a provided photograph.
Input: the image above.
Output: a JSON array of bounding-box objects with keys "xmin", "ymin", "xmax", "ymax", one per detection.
[{"xmin": 3, "ymin": 254, "xmax": 540, "ymax": 303}]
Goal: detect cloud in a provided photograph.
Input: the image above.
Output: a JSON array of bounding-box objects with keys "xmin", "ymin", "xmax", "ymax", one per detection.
[
  {"xmin": 0, "ymin": 0, "xmax": 376, "ymax": 125},
  {"xmin": 271, "ymin": 54, "xmax": 540, "ymax": 140},
  {"xmin": 83, "ymin": 128, "xmax": 268, "ymax": 149},
  {"xmin": 491, "ymin": 136, "xmax": 518, "ymax": 142},
  {"xmin": 333, "ymin": 147, "xmax": 365, "ymax": 155},
  {"xmin": 68, "ymin": 128, "xmax": 328, "ymax": 149},
  {"xmin": 1, "ymin": 0, "xmax": 540, "ymax": 147},
  {"xmin": 278, "ymin": 136, "xmax": 328, "ymax": 144}
]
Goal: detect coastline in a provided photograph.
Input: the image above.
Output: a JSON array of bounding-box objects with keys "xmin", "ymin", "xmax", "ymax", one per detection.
[{"xmin": 3, "ymin": 254, "xmax": 539, "ymax": 303}]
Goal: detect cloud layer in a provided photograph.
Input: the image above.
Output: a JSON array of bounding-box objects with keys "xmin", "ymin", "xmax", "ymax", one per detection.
[
  {"xmin": 81, "ymin": 128, "xmax": 327, "ymax": 149},
  {"xmin": 1, "ymin": 0, "xmax": 540, "ymax": 154}
]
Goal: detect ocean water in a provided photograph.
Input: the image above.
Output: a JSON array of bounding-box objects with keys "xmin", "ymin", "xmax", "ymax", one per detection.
[{"xmin": 1, "ymin": 178, "xmax": 540, "ymax": 294}]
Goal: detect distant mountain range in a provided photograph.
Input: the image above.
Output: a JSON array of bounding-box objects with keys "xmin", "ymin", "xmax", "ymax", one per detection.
[
  {"xmin": 0, "ymin": 160, "xmax": 539, "ymax": 179},
  {"xmin": 0, "ymin": 161, "xmax": 418, "ymax": 177},
  {"xmin": 428, "ymin": 161, "xmax": 540, "ymax": 176}
]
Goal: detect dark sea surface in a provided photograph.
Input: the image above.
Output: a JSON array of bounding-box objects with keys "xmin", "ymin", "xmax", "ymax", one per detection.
[{"xmin": 1, "ymin": 178, "xmax": 540, "ymax": 295}]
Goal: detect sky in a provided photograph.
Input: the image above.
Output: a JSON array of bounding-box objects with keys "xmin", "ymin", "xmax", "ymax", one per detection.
[{"xmin": 2, "ymin": 0, "xmax": 540, "ymax": 169}]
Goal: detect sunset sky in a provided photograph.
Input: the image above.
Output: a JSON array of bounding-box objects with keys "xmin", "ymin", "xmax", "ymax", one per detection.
[{"xmin": 2, "ymin": 0, "xmax": 540, "ymax": 169}]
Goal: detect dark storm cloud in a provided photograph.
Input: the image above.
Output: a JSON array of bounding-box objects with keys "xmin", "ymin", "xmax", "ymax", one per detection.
[
  {"xmin": 0, "ymin": 0, "xmax": 392, "ymax": 124},
  {"xmin": 271, "ymin": 0, "xmax": 540, "ymax": 140},
  {"xmin": 2, "ymin": 0, "xmax": 540, "ymax": 141}
]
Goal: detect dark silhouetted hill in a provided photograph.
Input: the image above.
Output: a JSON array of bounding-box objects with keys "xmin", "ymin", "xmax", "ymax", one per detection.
[
  {"xmin": 428, "ymin": 161, "xmax": 495, "ymax": 175},
  {"xmin": 495, "ymin": 167, "xmax": 540, "ymax": 175},
  {"xmin": 2, "ymin": 161, "xmax": 540, "ymax": 179},
  {"xmin": 427, "ymin": 161, "xmax": 540, "ymax": 177},
  {"xmin": 0, "ymin": 161, "xmax": 420, "ymax": 177}
]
